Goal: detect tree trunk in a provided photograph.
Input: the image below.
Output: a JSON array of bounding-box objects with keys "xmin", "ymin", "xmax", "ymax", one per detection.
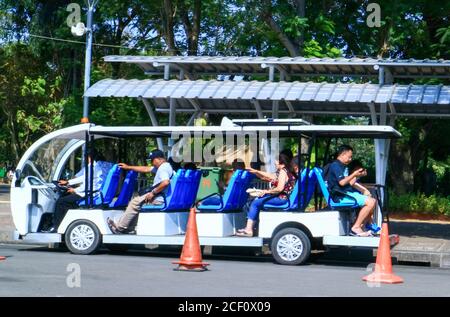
[
  {"xmin": 162, "ymin": 0, "xmax": 178, "ymax": 55},
  {"xmin": 389, "ymin": 140, "xmax": 414, "ymax": 194},
  {"xmin": 260, "ymin": 0, "xmax": 300, "ymax": 57},
  {"xmin": 179, "ymin": 0, "xmax": 201, "ymax": 55}
]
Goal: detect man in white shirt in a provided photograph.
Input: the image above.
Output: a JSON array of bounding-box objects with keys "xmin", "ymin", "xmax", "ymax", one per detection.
[
  {"xmin": 43, "ymin": 150, "xmax": 105, "ymax": 233},
  {"xmin": 107, "ymin": 149, "xmax": 173, "ymax": 234}
]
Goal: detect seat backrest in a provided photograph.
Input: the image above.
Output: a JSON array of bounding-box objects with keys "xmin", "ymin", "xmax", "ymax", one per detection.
[
  {"xmin": 187, "ymin": 170, "xmax": 202, "ymax": 207},
  {"xmin": 97, "ymin": 164, "xmax": 121, "ymax": 205},
  {"xmin": 79, "ymin": 163, "xmax": 121, "ymax": 206},
  {"xmin": 164, "ymin": 169, "xmax": 201, "ymax": 211},
  {"xmin": 237, "ymin": 170, "xmax": 254, "ymax": 208},
  {"xmin": 110, "ymin": 170, "xmax": 137, "ymax": 208},
  {"xmin": 288, "ymin": 169, "xmax": 306, "ymax": 209},
  {"xmin": 163, "ymin": 169, "xmax": 184, "ymax": 209},
  {"xmin": 220, "ymin": 170, "xmax": 243, "ymax": 211},
  {"xmin": 313, "ymin": 167, "xmax": 331, "ymax": 204}
]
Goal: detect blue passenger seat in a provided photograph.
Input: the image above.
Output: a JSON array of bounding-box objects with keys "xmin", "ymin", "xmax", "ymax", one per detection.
[
  {"xmin": 141, "ymin": 169, "xmax": 201, "ymax": 212},
  {"xmin": 197, "ymin": 170, "xmax": 254, "ymax": 212},
  {"xmin": 262, "ymin": 168, "xmax": 317, "ymax": 211},
  {"xmin": 79, "ymin": 163, "xmax": 121, "ymax": 207},
  {"xmin": 109, "ymin": 170, "xmax": 138, "ymax": 208}
]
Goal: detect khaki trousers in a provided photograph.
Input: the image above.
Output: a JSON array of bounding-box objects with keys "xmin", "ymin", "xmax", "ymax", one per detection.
[{"xmin": 116, "ymin": 194, "xmax": 163, "ymax": 232}]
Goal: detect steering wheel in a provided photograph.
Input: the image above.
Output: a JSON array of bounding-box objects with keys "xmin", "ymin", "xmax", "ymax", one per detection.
[{"xmin": 52, "ymin": 180, "xmax": 69, "ymax": 194}]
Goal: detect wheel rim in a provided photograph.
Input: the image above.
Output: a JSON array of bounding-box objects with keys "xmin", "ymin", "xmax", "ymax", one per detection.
[
  {"xmin": 70, "ymin": 224, "xmax": 96, "ymax": 251},
  {"xmin": 277, "ymin": 234, "xmax": 303, "ymax": 262}
]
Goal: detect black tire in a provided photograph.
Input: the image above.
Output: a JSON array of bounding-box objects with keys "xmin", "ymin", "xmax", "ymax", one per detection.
[
  {"xmin": 65, "ymin": 220, "xmax": 101, "ymax": 255},
  {"xmin": 105, "ymin": 244, "xmax": 130, "ymax": 253},
  {"xmin": 271, "ymin": 227, "xmax": 311, "ymax": 265}
]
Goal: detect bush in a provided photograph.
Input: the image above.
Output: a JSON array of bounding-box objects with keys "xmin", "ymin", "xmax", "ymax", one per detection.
[{"xmin": 389, "ymin": 192, "xmax": 450, "ymax": 217}]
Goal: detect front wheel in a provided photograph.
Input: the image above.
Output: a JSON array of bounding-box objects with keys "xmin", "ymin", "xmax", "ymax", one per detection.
[
  {"xmin": 271, "ymin": 228, "xmax": 311, "ymax": 265},
  {"xmin": 65, "ymin": 220, "xmax": 101, "ymax": 255}
]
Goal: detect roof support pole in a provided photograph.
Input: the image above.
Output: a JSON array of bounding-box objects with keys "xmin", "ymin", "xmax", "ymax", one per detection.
[
  {"xmin": 388, "ymin": 102, "xmax": 397, "ymax": 126},
  {"xmin": 251, "ymin": 100, "xmax": 264, "ymax": 119},
  {"xmin": 168, "ymin": 98, "xmax": 177, "ymax": 156},
  {"xmin": 370, "ymin": 101, "xmax": 390, "ymax": 224},
  {"xmin": 251, "ymin": 100, "xmax": 274, "ymax": 172},
  {"xmin": 164, "ymin": 64, "xmax": 170, "ymax": 80},
  {"xmin": 269, "ymin": 66, "xmax": 275, "ymax": 81},
  {"xmin": 187, "ymin": 111, "xmax": 200, "ymax": 126},
  {"xmin": 272, "ymin": 100, "xmax": 279, "ymax": 119},
  {"xmin": 285, "ymin": 100, "xmax": 295, "ymax": 118},
  {"xmin": 367, "ymin": 102, "xmax": 378, "ymax": 124},
  {"xmin": 142, "ymin": 98, "xmax": 164, "ymax": 150},
  {"xmin": 376, "ymin": 65, "xmax": 393, "ymax": 85}
]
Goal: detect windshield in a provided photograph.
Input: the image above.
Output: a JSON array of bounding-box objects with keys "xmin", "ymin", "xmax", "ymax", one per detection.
[{"xmin": 20, "ymin": 139, "xmax": 76, "ymax": 183}]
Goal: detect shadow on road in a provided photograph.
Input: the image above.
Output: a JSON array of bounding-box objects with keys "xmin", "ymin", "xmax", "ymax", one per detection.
[{"xmin": 16, "ymin": 244, "xmax": 381, "ymax": 268}]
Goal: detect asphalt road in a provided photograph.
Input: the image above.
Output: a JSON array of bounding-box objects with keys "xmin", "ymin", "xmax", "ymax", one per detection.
[{"xmin": 1, "ymin": 243, "xmax": 449, "ymax": 297}]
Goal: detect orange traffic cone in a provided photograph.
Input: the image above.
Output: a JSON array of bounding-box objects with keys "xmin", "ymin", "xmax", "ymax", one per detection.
[
  {"xmin": 363, "ymin": 222, "xmax": 403, "ymax": 284},
  {"xmin": 173, "ymin": 208, "xmax": 209, "ymax": 271}
]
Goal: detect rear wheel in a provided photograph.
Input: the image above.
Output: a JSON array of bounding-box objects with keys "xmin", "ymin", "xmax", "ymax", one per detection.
[
  {"xmin": 271, "ymin": 228, "xmax": 311, "ymax": 265},
  {"xmin": 65, "ymin": 220, "xmax": 101, "ymax": 255}
]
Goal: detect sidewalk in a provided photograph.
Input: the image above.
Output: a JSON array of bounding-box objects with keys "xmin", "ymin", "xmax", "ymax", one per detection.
[
  {"xmin": 389, "ymin": 218, "xmax": 450, "ymax": 268},
  {"xmin": 1, "ymin": 182, "xmax": 449, "ymax": 267}
]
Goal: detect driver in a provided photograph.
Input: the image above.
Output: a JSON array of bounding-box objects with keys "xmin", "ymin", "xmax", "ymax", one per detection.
[{"xmin": 42, "ymin": 149, "xmax": 105, "ymax": 233}]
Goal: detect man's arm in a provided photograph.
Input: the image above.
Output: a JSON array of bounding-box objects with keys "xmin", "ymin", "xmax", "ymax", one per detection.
[
  {"xmin": 144, "ymin": 179, "xmax": 170, "ymax": 203},
  {"xmin": 338, "ymin": 168, "xmax": 365, "ymax": 187},
  {"xmin": 118, "ymin": 163, "xmax": 152, "ymax": 173},
  {"xmin": 353, "ymin": 182, "xmax": 371, "ymax": 196}
]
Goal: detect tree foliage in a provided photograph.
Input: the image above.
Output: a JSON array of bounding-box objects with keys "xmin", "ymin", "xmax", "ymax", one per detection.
[{"xmin": 0, "ymin": 0, "xmax": 449, "ymax": 195}]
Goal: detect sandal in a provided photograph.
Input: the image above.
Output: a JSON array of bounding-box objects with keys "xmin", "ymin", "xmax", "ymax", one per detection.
[
  {"xmin": 349, "ymin": 229, "xmax": 373, "ymax": 237},
  {"xmin": 236, "ymin": 231, "xmax": 253, "ymax": 237},
  {"xmin": 107, "ymin": 218, "xmax": 120, "ymax": 234}
]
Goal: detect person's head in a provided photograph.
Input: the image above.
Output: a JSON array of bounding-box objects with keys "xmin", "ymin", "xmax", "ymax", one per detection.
[
  {"xmin": 280, "ymin": 148, "xmax": 294, "ymax": 161},
  {"xmin": 147, "ymin": 149, "xmax": 166, "ymax": 168},
  {"xmin": 88, "ymin": 149, "xmax": 105, "ymax": 163},
  {"xmin": 336, "ymin": 145, "xmax": 353, "ymax": 165},
  {"xmin": 231, "ymin": 159, "xmax": 246, "ymax": 171},
  {"xmin": 291, "ymin": 155, "xmax": 301, "ymax": 175},
  {"xmin": 275, "ymin": 153, "xmax": 292, "ymax": 171},
  {"xmin": 183, "ymin": 162, "xmax": 197, "ymax": 170}
]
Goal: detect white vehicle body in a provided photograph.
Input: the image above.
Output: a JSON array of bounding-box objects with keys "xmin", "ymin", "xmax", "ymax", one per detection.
[{"xmin": 11, "ymin": 122, "xmax": 401, "ymax": 264}]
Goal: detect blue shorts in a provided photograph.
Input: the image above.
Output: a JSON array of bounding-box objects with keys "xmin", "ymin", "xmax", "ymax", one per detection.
[{"xmin": 340, "ymin": 191, "xmax": 369, "ymax": 207}]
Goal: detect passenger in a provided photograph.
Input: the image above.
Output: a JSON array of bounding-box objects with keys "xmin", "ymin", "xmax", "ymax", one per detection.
[
  {"xmin": 348, "ymin": 159, "xmax": 372, "ymax": 197},
  {"xmin": 325, "ymin": 145, "xmax": 377, "ymax": 237},
  {"xmin": 291, "ymin": 155, "xmax": 301, "ymax": 177},
  {"xmin": 280, "ymin": 148, "xmax": 294, "ymax": 161},
  {"xmin": 107, "ymin": 149, "xmax": 173, "ymax": 234},
  {"xmin": 43, "ymin": 149, "xmax": 105, "ymax": 233},
  {"xmin": 237, "ymin": 154, "xmax": 296, "ymax": 237},
  {"xmin": 183, "ymin": 162, "xmax": 198, "ymax": 170},
  {"xmin": 348, "ymin": 159, "xmax": 381, "ymax": 233}
]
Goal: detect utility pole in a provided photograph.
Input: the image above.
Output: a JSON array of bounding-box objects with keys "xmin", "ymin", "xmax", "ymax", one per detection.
[
  {"xmin": 81, "ymin": 3, "xmax": 95, "ymax": 123},
  {"xmin": 69, "ymin": 1, "xmax": 97, "ymax": 123}
]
